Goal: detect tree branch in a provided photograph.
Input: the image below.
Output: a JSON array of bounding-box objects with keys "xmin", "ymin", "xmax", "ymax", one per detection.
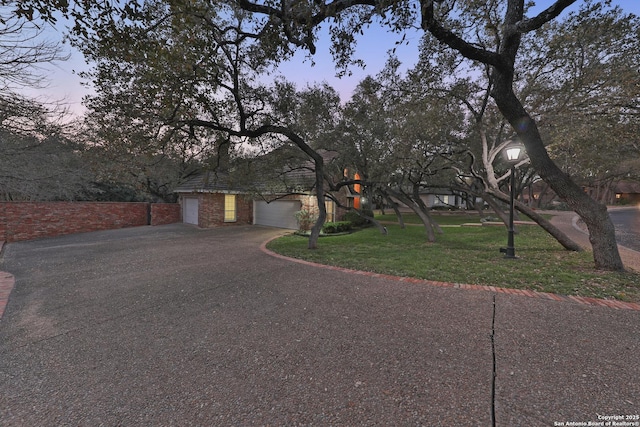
[
  {"xmin": 516, "ymin": 0, "xmax": 577, "ymax": 33},
  {"xmin": 420, "ymin": 0, "xmax": 502, "ymax": 67}
]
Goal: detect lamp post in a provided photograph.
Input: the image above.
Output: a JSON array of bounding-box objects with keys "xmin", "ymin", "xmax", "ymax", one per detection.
[{"xmin": 501, "ymin": 143, "xmax": 524, "ymax": 259}]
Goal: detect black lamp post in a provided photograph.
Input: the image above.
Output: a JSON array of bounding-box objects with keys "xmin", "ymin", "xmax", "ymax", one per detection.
[{"xmin": 501, "ymin": 143, "xmax": 524, "ymax": 259}]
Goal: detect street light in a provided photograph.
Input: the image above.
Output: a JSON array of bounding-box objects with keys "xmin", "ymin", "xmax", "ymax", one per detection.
[
  {"xmin": 500, "ymin": 141, "xmax": 525, "ymax": 259},
  {"xmin": 506, "ymin": 146, "xmax": 523, "ymax": 163}
]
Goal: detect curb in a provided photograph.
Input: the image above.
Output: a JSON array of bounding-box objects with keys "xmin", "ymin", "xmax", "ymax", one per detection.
[
  {"xmin": 260, "ymin": 238, "xmax": 640, "ymax": 311},
  {"xmin": 0, "ymin": 271, "xmax": 15, "ymax": 320},
  {"xmin": 0, "ymin": 241, "xmax": 15, "ymax": 320}
]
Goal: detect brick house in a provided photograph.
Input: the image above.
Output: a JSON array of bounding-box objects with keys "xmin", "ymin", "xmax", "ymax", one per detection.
[
  {"xmin": 174, "ymin": 172, "xmax": 254, "ymax": 228},
  {"xmin": 174, "ymin": 162, "xmax": 351, "ymax": 229}
]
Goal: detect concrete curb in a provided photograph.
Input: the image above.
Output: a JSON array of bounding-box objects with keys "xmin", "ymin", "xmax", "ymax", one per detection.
[
  {"xmin": 260, "ymin": 237, "xmax": 640, "ymax": 311},
  {"xmin": 0, "ymin": 272, "xmax": 15, "ymax": 320},
  {"xmin": 0, "ymin": 241, "xmax": 16, "ymax": 320}
]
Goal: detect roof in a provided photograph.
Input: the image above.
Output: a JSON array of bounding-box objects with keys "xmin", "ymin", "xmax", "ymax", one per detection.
[
  {"xmin": 174, "ymin": 149, "xmax": 340, "ymax": 195},
  {"xmin": 174, "ymin": 171, "xmax": 251, "ymax": 194},
  {"xmin": 615, "ymin": 180, "xmax": 640, "ymax": 194}
]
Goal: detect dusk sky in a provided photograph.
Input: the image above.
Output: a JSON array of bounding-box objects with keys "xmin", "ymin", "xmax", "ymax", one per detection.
[{"xmin": 26, "ymin": 0, "xmax": 640, "ymax": 118}]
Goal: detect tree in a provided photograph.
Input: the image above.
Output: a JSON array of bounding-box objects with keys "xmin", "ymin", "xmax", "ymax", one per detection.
[
  {"xmin": 80, "ymin": 96, "xmax": 218, "ymax": 202},
  {"xmin": 519, "ymin": 3, "xmax": 640, "ymax": 203},
  {"xmin": 0, "ymin": 126, "xmax": 95, "ymax": 201},
  {"xmin": 453, "ymin": 2, "xmax": 639, "ymax": 252},
  {"xmin": 0, "ymin": 3, "xmax": 68, "ymax": 91},
  {"xmin": 12, "ymin": 0, "xmax": 631, "ymax": 268},
  {"xmin": 338, "ymin": 58, "xmax": 465, "ymax": 242},
  {"xmin": 0, "ymin": 2, "xmax": 98, "ymax": 200},
  {"xmin": 0, "ymin": 2, "xmax": 71, "ymax": 134},
  {"xmin": 59, "ymin": 1, "xmax": 340, "ymax": 248},
  {"xmin": 230, "ymin": 0, "xmax": 624, "ymax": 270}
]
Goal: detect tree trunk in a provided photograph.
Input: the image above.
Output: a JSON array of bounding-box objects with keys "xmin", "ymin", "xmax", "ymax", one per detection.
[
  {"xmin": 413, "ymin": 187, "xmax": 443, "ymax": 235},
  {"xmin": 487, "ymin": 188, "xmax": 583, "ymax": 252},
  {"xmin": 535, "ymin": 183, "xmax": 548, "ymax": 208},
  {"xmin": 308, "ymin": 160, "xmax": 326, "ymax": 249},
  {"xmin": 491, "ymin": 70, "xmax": 622, "ymax": 270},
  {"xmin": 384, "ymin": 194, "xmax": 406, "ymax": 229},
  {"xmin": 350, "ymin": 208, "xmax": 388, "ymax": 234},
  {"xmin": 421, "ymin": 0, "xmax": 623, "ymax": 270},
  {"xmin": 481, "ymin": 193, "xmax": 516, "ymax": 232},
  {"xmin": 387, "ymin": 189, "xmax": 437, "ymax": 242}
]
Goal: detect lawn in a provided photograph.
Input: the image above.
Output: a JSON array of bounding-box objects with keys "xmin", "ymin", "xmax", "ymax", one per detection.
[
  {"xmin": 376, "ymin": 212, "xmax": 477, "ymax": 225},
  {"xmin": 266, "ymin": 217, "xmax": 640, "ymax": 303}
]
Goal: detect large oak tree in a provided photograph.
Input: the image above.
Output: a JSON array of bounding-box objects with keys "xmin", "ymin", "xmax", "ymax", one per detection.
[
  {"xmin": 230, "ymin": 0, "xmax": 625, "ymax": 270},
  {"xmin": 12, "ymin": 0, "xmax": 635, "ymax": 269}
]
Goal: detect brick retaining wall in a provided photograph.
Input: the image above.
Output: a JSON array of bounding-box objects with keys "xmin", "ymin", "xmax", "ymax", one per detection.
[
  {"xmin": 151, "ymin": 203, "xmax": 182, "ymax": 226},
  {"xmin": 0, "ymin": 202, "xmax": 181, "ymax": 242}
]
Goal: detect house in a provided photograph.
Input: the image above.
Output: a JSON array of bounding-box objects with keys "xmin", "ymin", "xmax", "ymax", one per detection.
[
  {"xmin": 613, "ymin": 180, "xmax": 640, "ymax": 205},
  {"xmin": 174, "ymin": 171, "xmax": 255, "ymax": 228},
  {"xmin": 522, "ymin": 179, "xmax": 640, "ymax": 207},
  {"xmin": 420, "ymin": 187, "xmax": 469, "ymax": 209},
  {"xmin": 390, "ymin": 186, "xmax": 470, "ymax": 210},
  {"xmin": 174, "ymin": 153, "xmax": 350, "ymax": 229}
]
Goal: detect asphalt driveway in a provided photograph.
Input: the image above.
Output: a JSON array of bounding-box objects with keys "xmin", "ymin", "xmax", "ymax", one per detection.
[{"xmin": 0, "ymin": 224, "xmax": 638, "ymax": 426}]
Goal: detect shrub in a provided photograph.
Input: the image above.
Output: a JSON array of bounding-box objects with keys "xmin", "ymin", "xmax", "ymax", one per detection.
[
  {"xmin": 322, "ymin": 221, "xmax": 352, "ymax": 234},
  {"xmin": 294, "ymin": 210, "xmax": 318, "ymax": 232},
  {"xmin": 341, "ymin": 209, "xmax": 373, "ymax": 227}
]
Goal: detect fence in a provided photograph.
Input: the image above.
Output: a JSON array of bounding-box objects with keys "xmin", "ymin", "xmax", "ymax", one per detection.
[{"xmin": 0, "ymin": 202, "xmax": 181, "ymax": 242}]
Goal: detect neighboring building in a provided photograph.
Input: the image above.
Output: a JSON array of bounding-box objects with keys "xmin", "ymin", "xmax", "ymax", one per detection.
[
  {"xmin": 174, "ymin": 155, "xmax": 350, "ymax": 229},
  {"xmin": 421, "ymin": 187, "xmax": 469, "ymax": 209},
  {"xmin": 391, "ymin": 187, "xmax": 470, "ymax": 210},
  {"xmin": 521, "ymin": 180, "xmax": 560, "ymax": 207},
  {"xmin": 522, "ymin": 179, "xmax": 640, "ymax": 207},
  {"xmin": 613, "ymin": 180, "xmax": 640, "ymax": 205},
  {"xmin": 174, "ymin": 172, "xmax": 254, "ymax": 228}
]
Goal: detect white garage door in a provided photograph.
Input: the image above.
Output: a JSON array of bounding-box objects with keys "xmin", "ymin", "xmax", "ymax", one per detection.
[
  {"xmin": 183, "ymin": 198, "xmax": 199, "ymax": 225},
  {"xmin": 254, "ymin": 200, "xmax": 301, "ymax": 229}
]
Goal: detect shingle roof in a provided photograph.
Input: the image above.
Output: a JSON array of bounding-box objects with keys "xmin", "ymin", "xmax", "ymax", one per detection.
[
  {"xmin": 615, "ymin": 180, "xmax": 640, "ymax": 194},
  {"xmin": 174, "ymin": 150, "xmax": 340, "ymax": 194},
  {"xmin": 174, "ymin": 171, "xmax": 250, "ymax": 193}
]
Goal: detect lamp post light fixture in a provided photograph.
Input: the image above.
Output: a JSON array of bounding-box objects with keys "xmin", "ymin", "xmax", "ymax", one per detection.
[
  {"xmin": 505, "ymin": 146, "xmax": 523, "ymax": 163},
  {"xmin": 500, "ymin": 142, "xmax": 525, "ymax": 259}
]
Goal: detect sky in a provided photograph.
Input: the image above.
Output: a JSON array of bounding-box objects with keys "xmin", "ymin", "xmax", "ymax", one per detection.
[{"xmin": 25, "ymin": 0, "xmax": 640, "ymax": 118}]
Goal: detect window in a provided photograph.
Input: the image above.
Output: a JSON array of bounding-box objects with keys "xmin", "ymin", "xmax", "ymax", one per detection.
[
  {"xmin": 325, "ymin": 200, "xmax": 335, "ymax": 222},
  {"xmin": 224, "ymin": 194, "xmax": 236, "ymax": 222}
]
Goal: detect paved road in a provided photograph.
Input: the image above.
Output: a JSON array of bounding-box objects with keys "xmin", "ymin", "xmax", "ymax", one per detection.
[
  {"xmin": 0, "ymin": 224, "xmax": 638, "ymax": 426},
  {"xmin": 610, "ymin": 206, "xmax": 640, "ymax": 252}
]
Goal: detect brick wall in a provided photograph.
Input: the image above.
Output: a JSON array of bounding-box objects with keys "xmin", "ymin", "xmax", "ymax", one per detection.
[
  {"xmin": 151, "ymin": 203, "xmax": 182, "ymax": 226},
  {"xmin": 0, "ymin": 202, "xmax": 181, "ymax": 242},
  {"xmin": 198, "ymin": 193, "xmax": 253, "ymax": 228}
]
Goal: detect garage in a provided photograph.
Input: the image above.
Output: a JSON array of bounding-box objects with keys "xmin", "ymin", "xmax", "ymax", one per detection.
[
  {"xmin": 254, "ymin": 200, "xmax": 301, "ymax": 229},
  {"xmin": 183, "ymin": 197, "xmax": 199, "ymax": 225}
]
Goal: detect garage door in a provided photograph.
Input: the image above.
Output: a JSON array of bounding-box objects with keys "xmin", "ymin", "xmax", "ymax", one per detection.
[
  {"xmin": 183, "ymin": 198, "xmax": 199, "ymax": 225},
  {"xmin": 254, "ymin": 200, "xmax": 301, "ymax": 229}
]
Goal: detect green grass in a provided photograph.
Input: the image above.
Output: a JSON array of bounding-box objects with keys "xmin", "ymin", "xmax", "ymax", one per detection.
[
  {"xmin": 267, "ymin": 222, "xmax": 640, "ymax": 303},
  {"xmin": 376, "ymin": 212, "xmax": 552, "ymax": 226},
  {"xmin": 376, "ymin": 212, "xmax": 473, "ymax": 225}
]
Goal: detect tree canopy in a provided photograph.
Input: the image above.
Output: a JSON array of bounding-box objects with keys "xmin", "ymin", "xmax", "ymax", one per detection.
[{"xmin": 7, "ymin": 0, "xmax": 640, "ymax": 269}]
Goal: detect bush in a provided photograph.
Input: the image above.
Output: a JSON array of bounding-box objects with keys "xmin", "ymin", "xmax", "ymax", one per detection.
[
  {"xmin": 294, "ymin": 210, "xmax": 318, "ymax": 232},
  {"xmin": 432, "ymin": 205, "xmax": 455, "ymax": 211},
  {"xmin": 322, "ymin": 221, "xmax": 353, "ymax": 234},
  {"xmin": 341, "ymin": 209, "xmax": 373, "ymax": 227}
]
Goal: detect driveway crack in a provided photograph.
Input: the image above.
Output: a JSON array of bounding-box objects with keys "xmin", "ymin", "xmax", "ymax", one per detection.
[{"xmin": 490, "ymin": 294, "xmax": 497, "ymax": 427}]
